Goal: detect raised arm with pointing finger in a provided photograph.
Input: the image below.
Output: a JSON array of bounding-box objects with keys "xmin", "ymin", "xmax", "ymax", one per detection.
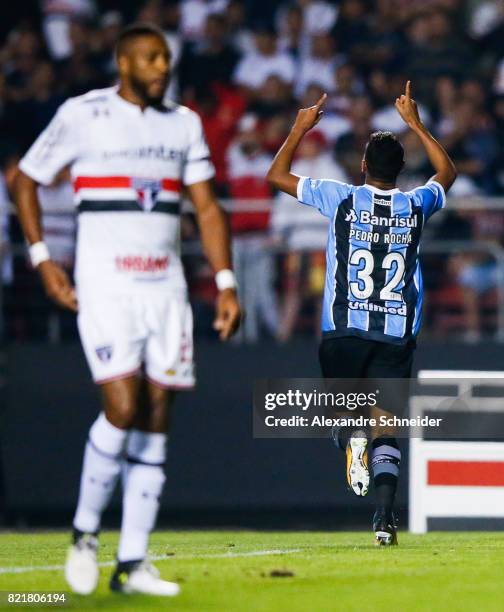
[
  {"xmin": 395, "ymin": 80, "xmax": 457, "ymax": 193},
  {"xmin": 267, "ymin": 93, "xmax": 327, "ymax": 196}
]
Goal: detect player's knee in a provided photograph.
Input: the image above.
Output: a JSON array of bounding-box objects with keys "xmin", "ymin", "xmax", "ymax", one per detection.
[
  {"xmin": 100, "ymin": 380, "xmax": 140, "ymax": 429},
  {"xmin": 104, "ymin": 400, "xmax": 137, "ymax": 430}
]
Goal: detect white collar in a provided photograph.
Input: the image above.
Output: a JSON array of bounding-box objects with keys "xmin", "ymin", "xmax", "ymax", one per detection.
[
  {"xmin": 363, "ymin": 184, "xmax": 400, "ymax": 195},
  {"xmin": 112, "ymin": 88, "xmax": 144, "ymax": 115},
  {"xmin": 112, "ymin": 87, "xmax": 171, "ymax": 116}
]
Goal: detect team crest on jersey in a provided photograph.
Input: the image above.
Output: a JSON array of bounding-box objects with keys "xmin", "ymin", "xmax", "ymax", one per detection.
[
  {"xmin": 132, "ymin": 178, "xmax": 161, "ymax": 212},
  {"xmin": 95, "ymin": 345, "xmax": 113, "ymax": 362}
]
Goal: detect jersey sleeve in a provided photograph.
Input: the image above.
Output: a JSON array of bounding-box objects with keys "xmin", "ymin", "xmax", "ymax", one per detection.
[
  {"xmin": 182, "ymin": 112, "xmax": 215, "ymax": 186},
  {"xmin": 18, "ymin": 101, "xmax": 78, "ymax": 186},
  {"xmin": 409, "ymin": 180, "xmax": 446, "ymax": 219},
  {"xmin": 297, "ymin": 176, "xmax": 353, "ymax": 218}
]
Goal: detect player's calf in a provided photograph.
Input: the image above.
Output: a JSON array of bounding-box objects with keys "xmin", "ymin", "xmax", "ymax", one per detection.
[
  {"xmin": 73, "ymin": 413, "xmax": 128, "ymax": 535},
  {"xmin": 66, "ymin": 413, "xmax": 128, "ymax": 594},
  {"xmin": 117, "ymin": 430, "xmax": 167, "ymax": 562},
  {"xmin": 110, "ymin": 430, "xmax": 172, "ymax": 595}
]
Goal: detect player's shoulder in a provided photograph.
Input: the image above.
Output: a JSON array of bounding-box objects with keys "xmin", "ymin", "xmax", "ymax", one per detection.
[
  {"xmin": 56, "ymin": 87, "xmax": 116, "ymax": 117},
  {"xmin": 401, "ymin": 181, "xmax": 447, "ymax": 216},
  {"xmin": 403, "ymin": 180, "xmax": 445, "ymax": 198},
  {"xmin": 164, "ymin": 100, "xmax": 203, "ymax": 126},
  {"xmin": 307, "ymin": 178, "xmax": 357, "ymax": 200},
  {"xmin": 403, "ymin": 184, "xmax": 424, "ymax": 197},
  {"xmin": 315, "ymin": 178, "xmax": 356, "ymax": 190},
  {"xmin": 302, "ymin": 178, "xmax": 355, "ymax": 203}
]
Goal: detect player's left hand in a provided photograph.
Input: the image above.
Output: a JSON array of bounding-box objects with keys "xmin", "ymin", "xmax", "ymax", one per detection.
[{"xmin": 213, "ymin": 289, "xmax": 242, "ymax": 341}]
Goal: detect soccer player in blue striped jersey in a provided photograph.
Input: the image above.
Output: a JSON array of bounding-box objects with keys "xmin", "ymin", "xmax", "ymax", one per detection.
[{"xmin": 267, "ymin": 81, "xmax": 456, "ymax": 545}]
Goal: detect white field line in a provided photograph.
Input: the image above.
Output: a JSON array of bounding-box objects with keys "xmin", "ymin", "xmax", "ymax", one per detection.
[{"xmin": 0, "ymin": 548, "xmax": 302, "ymax": 575}]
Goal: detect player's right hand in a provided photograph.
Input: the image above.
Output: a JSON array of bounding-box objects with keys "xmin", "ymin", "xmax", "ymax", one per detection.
[
  {"xmin": 213, "ymin": 288, "xmax": 241, "ymax": 341},
  {"xmin": 38, "ymin": 260, "xmax": 78, "ymax": 312},
  {"xmin": 292, "ymin": 93, "xmax": 327, "ymax": 133},
  {"xmin": 395, "ymin": 81, "xmax": 422, "ymax": 129}
]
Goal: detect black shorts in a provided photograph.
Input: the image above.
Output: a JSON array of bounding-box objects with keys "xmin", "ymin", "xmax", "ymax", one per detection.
[
  {"xmin": 319, "ymin": 336, "xmax": 415, "ymax": 418},
  {"xmin": 319, "ymin": 336, "xmax": 415, "ymax": 379}
]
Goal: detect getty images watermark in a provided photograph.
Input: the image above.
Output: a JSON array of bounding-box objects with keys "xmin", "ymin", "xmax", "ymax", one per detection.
[
  {"xmin": 253, "ymin": 377, "xmax": 504, "ymax": 439},
  {"xmin": 262, "ymin": 388, "xmax": 441, "ymax": 427}
]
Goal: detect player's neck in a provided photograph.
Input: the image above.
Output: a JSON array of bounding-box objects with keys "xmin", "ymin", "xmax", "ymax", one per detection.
[
  {"xmin": 117, "ymin": 85, "xmax": 149, "ymax": 111},
  {"xmin": 365, "ymin": 176, "xmax": 397, "ymax": 191}
]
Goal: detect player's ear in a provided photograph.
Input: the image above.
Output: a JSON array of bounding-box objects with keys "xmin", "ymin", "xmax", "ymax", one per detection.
[
  {"xmin": 361, "ymin": 159, "xmax": 367, "ymax": 175},
  {"xmin": 116, "ymin": 54, "xmax": 129, "ymax": 76}
]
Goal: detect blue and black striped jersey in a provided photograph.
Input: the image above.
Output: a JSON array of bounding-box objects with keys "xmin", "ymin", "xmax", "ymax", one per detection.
[{"xmin": 297, "ymin": 177, "xmax": 446, "ymax": 344}]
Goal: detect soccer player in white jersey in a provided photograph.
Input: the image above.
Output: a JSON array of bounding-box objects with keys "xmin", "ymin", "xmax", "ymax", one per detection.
[
  {"xmin": 267, "ymin": 83, "xmax": 456, "ymax": 545},
  {"xmin": 15, "ymin": 24, "xmax": 241, "ymax": 596}
]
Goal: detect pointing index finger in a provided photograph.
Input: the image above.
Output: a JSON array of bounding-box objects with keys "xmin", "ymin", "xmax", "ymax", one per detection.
[
  {"xmin": 316, "ymin": 93, "xmax": 327, "ymax": 108},
  {"xmin": 405, "ymin": 80, "xmax": 411, "ymax": 99}
]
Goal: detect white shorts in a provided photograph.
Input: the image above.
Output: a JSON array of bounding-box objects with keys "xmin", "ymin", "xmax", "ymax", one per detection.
[{"xmin": 77, "ymin": 292, "xmax": 195, "ymax": 389}]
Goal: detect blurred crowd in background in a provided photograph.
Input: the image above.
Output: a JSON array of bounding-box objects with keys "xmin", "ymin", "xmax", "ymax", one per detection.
[{"xmin": 1, "ymin": 0, "xmax": 504, "ymax": 344}]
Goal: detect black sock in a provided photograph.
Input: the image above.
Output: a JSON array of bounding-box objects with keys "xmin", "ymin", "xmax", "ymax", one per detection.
[
  {"xmin": 116, "ymin": 559, "xmax": 144, "ymax": 573},
  {"xmin": 72, "ymin": 527, "xmax": 98, "ymax": 544},
  {"xmin": 374, "ymin": 474, "xmax": 397, "ymax": 516},
  {"xmin": 371, "ymin": 437, "xmax": 401, "ymax": 516}
]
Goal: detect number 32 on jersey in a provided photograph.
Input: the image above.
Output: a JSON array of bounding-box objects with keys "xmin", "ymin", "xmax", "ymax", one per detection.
[{"xmin": 349, "ymin": 249, "xmax": 405, "ymax": 302}]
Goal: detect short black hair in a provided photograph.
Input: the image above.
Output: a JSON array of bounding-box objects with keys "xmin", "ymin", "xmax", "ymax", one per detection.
[
  {"xmin": 115, "ymin": 22, "xmax": 166, "ymax": 58},
  {"xmin": 364, "ymin": 131, "xmax": 404, "ymax": 182}
]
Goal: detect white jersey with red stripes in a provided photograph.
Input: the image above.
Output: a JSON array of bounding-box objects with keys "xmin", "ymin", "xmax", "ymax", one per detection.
[{"xmin": 20, "ymin": 86, "xmax": 215, "ymax": 296}]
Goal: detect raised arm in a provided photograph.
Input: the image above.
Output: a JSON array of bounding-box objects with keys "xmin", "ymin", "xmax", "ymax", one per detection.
[
  {"xmin": 267, "ymin": 93, "xmax": 327, "ymax": 197},
  {"xmin": 395, "ymin": 81, "xmax": 457, "ymax": 193}
]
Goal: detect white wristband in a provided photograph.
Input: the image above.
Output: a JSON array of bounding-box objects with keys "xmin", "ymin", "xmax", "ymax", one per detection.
[
  {"xmin": 215, "ymin": 268, "xmax": 237, "ymax": 291},
  {"xmin": 29, "ymin": 241, "xmax": 50, "ymax": 268}
]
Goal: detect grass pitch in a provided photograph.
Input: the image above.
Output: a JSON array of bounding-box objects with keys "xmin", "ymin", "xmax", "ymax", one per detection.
[{"xmin": 0, "ymin": 530, "xmax": 502, "ymax": 611}]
